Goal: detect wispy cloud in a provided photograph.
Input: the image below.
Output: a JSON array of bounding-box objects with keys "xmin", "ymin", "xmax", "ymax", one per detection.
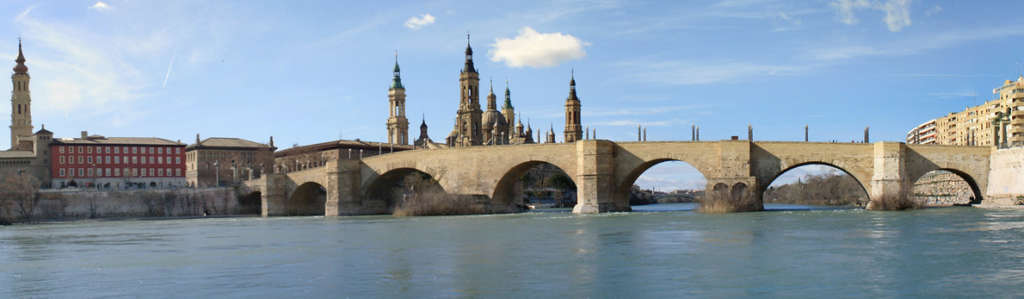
[
  {"xmin": 14, "ymin": 7, "xmax": 147, "ymax": 113},
  {"xmin": 404, "ymin": 14, "xmax": 435, "ymax": 30},
  {"xmin": 924, "ymin": 5, "xmax": 942, "ymax": 16},
  {"xmin": 162, "ymin": 53, "xmax": 176, "ymax": 88},
  {"xmin": 592, "ymin": 118, "xmax": 691, "ymax": 127},
  {"xmin": 614, "ymin": 59, "xmax": 808, "ymax": 85},
  {"xmin": 928, "ymin": 90, "xmax": 978, "ymax": 99},
  {"xmin": 489, "ymin": 27, "xmax": 588, "ymax": 68},
  {"xmin": 808, "ymin": 26, "xmax": 1024, "ymax": 61},
  {"xmin": 830, "ymin": 0, "xmax": 912, "ymax": 32}
]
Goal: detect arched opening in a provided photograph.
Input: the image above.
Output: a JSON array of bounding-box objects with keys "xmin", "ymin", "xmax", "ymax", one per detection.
[
  {"xmin": 763, "ymin": 163, "xmax": 869, "ymax": 208},
  {"xmin": 288, "ymin": 182, "xmax": 326, "ymax": 216},
  {"xmin": 493, "ymin": 161, "xmax": 577, "ymax": 210},
  {"xmin": 616, "ymin": 159, "xmax": 708, "ymax": 211},
  {"xmin": 364, "ymin": 168, "xmax": 450, "ymax": 216},
  {"xmin": 237, "ymin": 191, "xmax": 262, "ymax": 215},
  {"xmin": 910, "ymin": 169, "xmax": 983, "ymax": 207},
  {"xmin": 68, "ymin": 180, "xmax": 78, "ymax": 188}
]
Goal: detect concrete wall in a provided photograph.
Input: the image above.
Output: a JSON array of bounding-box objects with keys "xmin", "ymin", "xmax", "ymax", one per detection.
[
  {"xmin": 0, "ymin": 187, "xmax": 250, "ymax": 221},
  {"xmin": 984, "ymin": 147, "xmax": 1024, "ymax": 206}
]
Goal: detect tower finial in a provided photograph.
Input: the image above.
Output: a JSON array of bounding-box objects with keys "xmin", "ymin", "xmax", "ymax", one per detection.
[{"xmin": 14, "ymin": 37, "xmax": 27, "ymax": 74}]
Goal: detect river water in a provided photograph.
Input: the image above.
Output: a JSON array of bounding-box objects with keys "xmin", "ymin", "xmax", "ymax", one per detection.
[{"xmin": 2, "ymin": 203, "xmax": 1023, "ymax": 298}]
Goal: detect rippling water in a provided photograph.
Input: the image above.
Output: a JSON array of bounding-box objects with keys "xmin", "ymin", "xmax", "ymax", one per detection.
[{"xmin": 2, "ymin": 204, "xmax": 1023, "ymax": 298}]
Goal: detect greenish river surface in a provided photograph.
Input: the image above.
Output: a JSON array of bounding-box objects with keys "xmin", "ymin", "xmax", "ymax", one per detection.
[{"xmin": 2, "ymin": 203, "xmax": 1024, "ymax": 298}]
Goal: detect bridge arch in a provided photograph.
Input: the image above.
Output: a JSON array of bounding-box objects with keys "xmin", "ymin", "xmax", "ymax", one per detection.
[
  {"xmin": 492, "ymin": 160, "xmax": 577, "ymax": 206},
  {"xmin": 363, "ymin": 167, "xmax": 446, "ymax": 212},
  {"xmin": 909, "ymin": 168, "xmax": 984, "ymax": 205},
  {"xmin": 762, "ymin": 162, "xmax": 871, "ymax": 207},
  {"xmin": 614, "ymin": 158, "xmax": 710, "ymax": 210},
  {"xmin": 287, "ymin": 181, "xmax": 326, "ymax": 216}
]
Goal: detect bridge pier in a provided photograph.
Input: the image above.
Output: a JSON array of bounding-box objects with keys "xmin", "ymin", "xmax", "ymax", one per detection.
[
  {"xmin": 326, "ymin": 159, "xmax": 364, "ymax": 216},
  {"xmin": 867, "ymin": 142, "xmax": 914, "ymax": 210},
  {"xmin": 702, "ymin": 177, "xmax": 763, "ymax": 213},
  {"xmin": 261, "ymin": 173, "xmax": 289, "ymax": 217},
  {"xmin": 573, "ymin": 140, "xmax": 629, "ymax": 214}
]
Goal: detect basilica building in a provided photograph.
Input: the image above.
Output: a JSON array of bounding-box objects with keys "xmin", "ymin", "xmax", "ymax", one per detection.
[{"xmin": 388, "ymin": 35, "xmax": 583, "ymax": 148}]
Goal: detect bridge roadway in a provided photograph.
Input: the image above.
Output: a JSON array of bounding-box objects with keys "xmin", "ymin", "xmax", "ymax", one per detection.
[{"xmin": 243, "ymin": 140, "xmax": 992, "ymax": 216}]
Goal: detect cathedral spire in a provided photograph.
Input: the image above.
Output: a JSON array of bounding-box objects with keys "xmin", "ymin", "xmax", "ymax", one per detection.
[
  {"xmin": 391, "ymin": 50, "xmax": 403, "ymax": 89},
  {"xmin": 13, "ymin": 38, "xmax": 27, "ymax": 75},
  {"xmin": 463, "ymin": 33, "xmax": 476, "ymax": 73},
  {"xmin": 568, "ymin": 68, "xmax": 578, "ymax": 101},
  {"xmin": 503, "ymin": 79, "xmax": 513, "ymax": 109}
]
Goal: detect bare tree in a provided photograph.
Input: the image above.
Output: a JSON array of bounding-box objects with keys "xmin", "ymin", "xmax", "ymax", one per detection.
[{"xmin": 0, "ymin": 172, "xmax": 42, "ymax": 222}]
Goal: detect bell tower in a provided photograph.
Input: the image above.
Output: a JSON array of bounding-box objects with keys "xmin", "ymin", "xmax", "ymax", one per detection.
[
  {"xmin": 10, "ymin": 38, "xmax": 33, "ymax": 150},
  {"xmin": 387, "ymin": 51, "xmax": 409, "ymax": 145},
  {"xmin": 564, "ymin": 69, "xmax": 582, "ymax": 143},
  {"xmin": 454, "ymin": 34, "xmax": 483, "ymax": 146}
]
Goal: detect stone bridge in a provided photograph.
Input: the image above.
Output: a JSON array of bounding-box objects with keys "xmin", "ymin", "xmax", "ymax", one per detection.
[{"xmin": 244, "ymin": 140, "xmax": 991, "ymax": 216}]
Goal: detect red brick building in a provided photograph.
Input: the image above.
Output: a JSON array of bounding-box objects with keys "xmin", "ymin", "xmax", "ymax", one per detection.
[{"xmin": 50, "ymin": 131, "xmax": 186, "ymax": 189}]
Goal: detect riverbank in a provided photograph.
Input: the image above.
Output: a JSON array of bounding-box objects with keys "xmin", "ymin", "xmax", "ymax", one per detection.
[{"xmin": 0, "ymin": 187, "xmax": 257, "ymax": 223}]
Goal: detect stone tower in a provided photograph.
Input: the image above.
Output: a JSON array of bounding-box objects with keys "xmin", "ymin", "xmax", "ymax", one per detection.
[
  {"xmin": 452, "ymin": 34, "xmax": 483, "ymax": 147},
  {"xmin": 546, "ymin": 124, "xmax": 556, "ymax": 143},
  {"xmin": 564, "ymin": 70, "xmax": 582, "ymax": 143},
  {"xmin": 386, "ymin": 52, "xmax": 409, "ymax": 145},
  {"xmin": 501, "ymin": 80, "xmax": 515, "ymax": 143},
  {"xmin": 10, "ymin": 39, "xmax": 32, "ymax": 150},
  {"xmin": 482, "ymin": 79, "xmax": 507, "ymax": 145}
]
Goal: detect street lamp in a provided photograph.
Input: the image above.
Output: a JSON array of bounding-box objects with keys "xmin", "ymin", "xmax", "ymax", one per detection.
[{"xmin": 213, "ymin": 160, "xmax": 220, "ymax": 187}]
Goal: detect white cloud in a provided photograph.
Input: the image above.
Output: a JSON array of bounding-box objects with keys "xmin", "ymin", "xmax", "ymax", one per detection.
[
  {"xmin": 404, "ymin": 14, "xmax": 435, "ymax": 30},
  {"xmin": 924, "ymin": 5, "xmax": 942, "ymax": 16},
  {"xmin": 89, "ymin": 1, "xmax": 111, "ymax": 11},
  {"xmin": 489, "ymin": 27, "xmax": 588, "ymax": 68},
  {"xmin": 881, "ymin": 0, "xmax": 911, "ymax": 32},
  {"xmin": 830, "ymin": 0, "xmax": 911, "ymax": 32}
]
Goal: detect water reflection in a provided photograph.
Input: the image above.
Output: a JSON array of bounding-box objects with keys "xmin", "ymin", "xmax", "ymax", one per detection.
[{"xmin": 1, "ymin": 205, "xmax": 1022, "ymax": 297}]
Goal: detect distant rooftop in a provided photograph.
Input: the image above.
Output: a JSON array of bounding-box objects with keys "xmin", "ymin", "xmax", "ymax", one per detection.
[{"xmin": 187, "ymin": 137, "xmax": 273, "ymax": 150}]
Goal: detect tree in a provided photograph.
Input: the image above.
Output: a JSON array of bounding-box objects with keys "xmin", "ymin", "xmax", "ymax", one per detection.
[{"xmin": 0, "ymin": 171, "xmax": 42, "ymax": 222}]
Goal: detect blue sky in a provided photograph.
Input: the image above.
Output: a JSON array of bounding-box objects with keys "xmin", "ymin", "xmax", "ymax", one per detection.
[{"xmin": 3, "ymin": 0, "xmax": 1023, "ymax": 190}]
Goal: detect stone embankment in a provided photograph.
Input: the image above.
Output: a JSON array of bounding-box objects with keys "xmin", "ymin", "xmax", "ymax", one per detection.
[
  {"xmin": 982, "ymin": 147, "xmax": 1024, "ymax": 207},
  {"xmin": 0, "ymin": 187, "xmax": 258, "ymax": 222}
]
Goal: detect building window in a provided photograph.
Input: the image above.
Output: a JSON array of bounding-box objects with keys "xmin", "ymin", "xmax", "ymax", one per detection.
[
  {"xmin": 114, "ymin": 147, "xmax": 119, "ymax": 154},
  {"xmin": 105, "ymin": 168, "xmax": 111, "ymax": 176},
  {"xmin": 149, "ymin": 168, "xmax": 154, "ymax": 176},
  {"xmin": 149, "ymin": 147, "xmax": 154, "ymax": 154},
  {"xmin": 105, "ymin": 147, "xmax": 110, "ymax": 154},
  {"xmin": 59, "ymin": 146, "xmax": 65, "ymax": 153},
  {"xmin": 60, "ymin": 156, "xmax": 65, "ymax": 164},
  {"xmin": 78, "ymin": 156, "xmax": 84, "ymax": 164},
  {"xmin": 87, "ymin": 147, "xmax": 92, "ymax": 154},
  {"xmin": 105, "ymin": 156, "xmax": 111, "ymax": 164},
  {"xmin": 175, "ymin": 168, "xmax": 181, "ymax": 176},
  {"xmin": 158, "ymin": 169, "xmax": 164, "ymax": 176},
  {"xmin": 132, "ymin": 156, "xmax": 138, "ymax": 164},
  {"xmin": 60, "ymin": 168, "xmax": 66, "ymax": 176},
  {"xmin": 158, "ymin": 147, "xmax": 163, "ymax": 154},
  {"xmin": 96, "ymin": 146, "xmax": 101, "ymax": 153},
  {"xmin": 114, "ymin": 156, "xmax": 120, "ymax": 164},
  {"xmin": 88, "ymin": 157, "xmax": 93, "ymax": 164},
  {"xmin": 142, "ymin": 156, "xmax": 147, "ymax": 164},
  {"xmin": 78, "ymin": 146, "xmax": 83, "ymax": 153},
  {"xmin": 87, "ymin": 168, "xmax": 93, "ymax": 177},
  {"xmin": 114, "ymin": 168, "xmax": 120, "ymax": 176},
  {"xmin": 132, "ymin": 147, "xmax": 137, "ymax": 154},
  {"xmin": 158, "ymin": 157, "xmax": 163, "ymax": 164},
  {"xmin": 176, "ymin": 148, "xmax": 181, "ymax": 154},
  {"xmin": 175, "ymin": 157, "xmax": 180, "ymax": 164}
]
